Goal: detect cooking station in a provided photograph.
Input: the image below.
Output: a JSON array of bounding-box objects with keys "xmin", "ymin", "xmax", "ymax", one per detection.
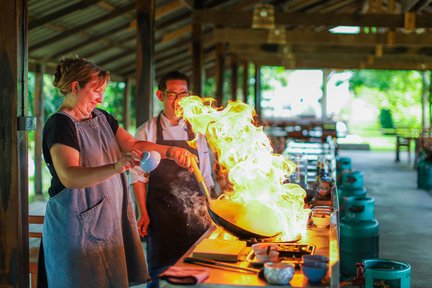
[{"xmin": 161, "ymin": 141, "xmax": 340, "ymax": 288}]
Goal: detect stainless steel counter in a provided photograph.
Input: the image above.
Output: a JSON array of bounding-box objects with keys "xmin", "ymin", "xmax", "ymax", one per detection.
[{"xmin": 160, "ymin": 198, "xmax": 340, "ymax": 287}]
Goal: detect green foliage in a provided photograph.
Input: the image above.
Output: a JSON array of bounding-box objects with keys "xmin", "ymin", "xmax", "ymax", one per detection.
[{"xmin": 348, "ymin": 69, "xmax": 424, "ymax": 130}]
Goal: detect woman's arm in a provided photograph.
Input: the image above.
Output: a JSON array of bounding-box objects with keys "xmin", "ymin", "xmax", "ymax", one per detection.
[
  {"xmin": 50, "ymin": 143, "xmax": 135, "ymax": 189},
  {"xmin": 116, "ymin": 126, "xmax": 198, "ymax": 169}
]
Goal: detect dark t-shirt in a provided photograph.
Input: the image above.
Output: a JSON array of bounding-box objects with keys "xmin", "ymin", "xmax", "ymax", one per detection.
[{"xmin": 42, "ymin": 108, "xmax": 119, "ymax": 197}]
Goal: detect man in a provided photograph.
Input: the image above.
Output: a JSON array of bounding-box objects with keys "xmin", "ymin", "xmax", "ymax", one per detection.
[{"xmin": 130, "ymin": 71, "xmax": 214, "ymax": 288}]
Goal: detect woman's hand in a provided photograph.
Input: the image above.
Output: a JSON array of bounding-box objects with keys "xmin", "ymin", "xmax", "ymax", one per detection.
[
  {"xmin": 113, "ymin": 152, "xmax": 138, "ymax": 173},
  {"xmin": 167, "ymin": 147, "xmax": 198, "ymax": 171}
]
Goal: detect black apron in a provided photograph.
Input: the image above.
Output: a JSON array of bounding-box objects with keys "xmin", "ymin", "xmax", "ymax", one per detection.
[{"xmin": 146, "ymin": 113, "xmax": 210, "ymax": 270}]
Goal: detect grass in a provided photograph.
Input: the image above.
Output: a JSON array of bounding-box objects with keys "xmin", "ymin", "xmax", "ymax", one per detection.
[{"xmin": 338, "ymin": 122, "xmax": 397, "ymax": 151}]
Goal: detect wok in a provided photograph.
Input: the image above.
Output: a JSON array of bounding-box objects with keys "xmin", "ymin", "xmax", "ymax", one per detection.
[{"xmin": 190, "ymin": 159, "xmax": 280, "ymax": 239}]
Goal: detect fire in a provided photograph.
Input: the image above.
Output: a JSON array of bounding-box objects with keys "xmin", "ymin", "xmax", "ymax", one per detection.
[{"xmin": 177, "ymin": 96, "xmax": 309, "ymax": 240}]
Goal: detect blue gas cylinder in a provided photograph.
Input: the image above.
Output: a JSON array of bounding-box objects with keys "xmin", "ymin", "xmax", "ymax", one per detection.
[
  {"xmin": 363, "ymin": 259, "xmax": 411, "ymax": 288},
  {"xmin": 340, "ymin": 197, "xmax": 379, "ymax": 277},
  {"xmin": 338, "ymin": 187, "xmax": 367, "ymax": 218}
]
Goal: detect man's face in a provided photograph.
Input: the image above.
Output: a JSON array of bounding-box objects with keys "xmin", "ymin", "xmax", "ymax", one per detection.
[{"xmin": 157, "ymin": 79, "xmax": 189, "ymax": 120}]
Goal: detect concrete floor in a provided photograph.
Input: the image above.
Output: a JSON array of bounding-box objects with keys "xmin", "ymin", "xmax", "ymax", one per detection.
[{"xmin": 338, "ymin": 150, "xmax": 432, "ymax": 287}]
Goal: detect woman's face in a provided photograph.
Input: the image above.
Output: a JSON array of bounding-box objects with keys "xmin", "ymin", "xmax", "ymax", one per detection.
[{"xmin": 74, "ymin": 79, "xmax": 107, "ymax": 115}]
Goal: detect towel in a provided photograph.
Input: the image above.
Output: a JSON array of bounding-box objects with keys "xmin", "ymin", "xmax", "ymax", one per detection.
[{"xmin": 159, "ymin": 266, "xmax": 210, "ymax": 285}]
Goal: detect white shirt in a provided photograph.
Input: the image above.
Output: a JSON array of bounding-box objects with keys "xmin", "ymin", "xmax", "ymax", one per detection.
[{"xmin": 130, "ymin": 113, "xmax": 214, "ymax": 190}]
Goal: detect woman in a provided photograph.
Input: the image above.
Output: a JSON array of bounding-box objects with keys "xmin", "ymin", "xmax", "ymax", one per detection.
[{"xmin": 40, "ymin": 57, "xmax": 197, "ymax": 287}]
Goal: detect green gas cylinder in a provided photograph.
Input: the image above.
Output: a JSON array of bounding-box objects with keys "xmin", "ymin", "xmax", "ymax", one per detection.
[
  {"xmin": 340, "ymin": 170, "xmax": 364, "ymax": 191},
  {"xmin": 340, "ymin": 197, "xmax": 379, "ymax": 277},
  {"xmin": 336, "ymin": 157, "xmax": 352, "ymax": 186},
  {"xmin": 417, "ymin": 158, "xmax": 432, "ymax": 190},
  {"xmin": 363, "ymin": 259, "xmax": 411, "ymax": 288}
]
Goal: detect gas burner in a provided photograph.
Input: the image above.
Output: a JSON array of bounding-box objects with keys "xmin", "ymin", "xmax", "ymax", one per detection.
[{"xmin": 245, "ymin": 235, "xmax": 302, "ymax": 246}]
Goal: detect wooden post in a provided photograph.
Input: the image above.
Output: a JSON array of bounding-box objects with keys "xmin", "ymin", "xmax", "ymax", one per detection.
[
  {"xmin": 322, "ymin": 69, "xmax": 329, "ymax": 121},
  {"xmin": 0, "ymin": 0, "xmax": 29, "ymax": 286},
  {"xmin": 123, "ymin": 77, "xmax": 131, "ymax": 131},
  {"xmin": 254, "ymin": 65, "xmax": 262, "ymax": 117},
  {"xmin": 135, "ymin": 0, "xmax": 154, "ymax": 126},
  {"xmin": 422, "ymin": 71, "xmax": 428, "ymax": 131},
  {"xmin": 192, "ymin": 0, "xmax": 204, "ymax": 96},
  {"xmin": 34, "ymin": 63, "xmax": 44, "ymax": 198},
  {"xmin": 242, "ymin": 61, "xmax": 249, "ymax": 103},
  {"xmin": 230, "ymin": 54, "xmax": 238, "ymax": 101},
  {"xmin": 215, "ymin": 43, "xmax": 225, "ymax": 106}
]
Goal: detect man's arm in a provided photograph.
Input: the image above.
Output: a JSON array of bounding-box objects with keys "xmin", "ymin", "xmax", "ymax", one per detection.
[{"xmin": 133, "ymin": 180, "xmax": 150, "ymax": 237}]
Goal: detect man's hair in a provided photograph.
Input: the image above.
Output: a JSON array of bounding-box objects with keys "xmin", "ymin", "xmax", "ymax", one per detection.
[{"xmin": 157, "ymin": 71, "xmax": 190, "ymax": 91}]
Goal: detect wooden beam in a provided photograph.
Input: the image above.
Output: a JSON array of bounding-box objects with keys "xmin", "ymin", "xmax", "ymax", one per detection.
[
  {"xmin": 161, "ymin": 24, "xmax": 192, "ymax": 44},
  {"xmin": 123, "ymin": 77, "xmax": 131, "ymax": 131},
  {"xmin": 0, "ymin": 0, "xmax": 29, "ymax": 285},
  {"xmin": 29, "ymin": 0, "xmax": 100, "ymax": 29},
  {"xmin": 34, "ymin": 64, "xmax": 44, "ymax": 197},
  {"xmin": 135, "ymin": 0, "xmax": 155, "ymax": 125},
  {"xmin": 215, "ymin": 43, "xmax": 225, "ymax": 105},
  {"xmin": 214, "ymin": 28, "xmax": 432, "ymax": 46},
  {"xmin": 194, "ymin": 10, "xmax": 432, "ymax": 28},
  {"xmin": 30, "ymin": 3, "xmax": 135, "ymax": 51},
  {"xmin": 254, "ymin": 65, "xmax": 261, "ymax": 117},
  {"xmin": 242, "ymin": 61, "xmax": 249, "ymax": 103},
  {"xmin": 46, "ymin": 23, "xmax": 130, "ymax": 61}
]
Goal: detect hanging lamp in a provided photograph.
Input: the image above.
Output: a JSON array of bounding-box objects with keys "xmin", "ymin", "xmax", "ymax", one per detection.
[
  {"xmin": 252, "ymin": 4, "xmax": 275, "ymax": 29},
  {"xmin": 267, "ymin": 25, "xmax": 286, "ymax": 44}
]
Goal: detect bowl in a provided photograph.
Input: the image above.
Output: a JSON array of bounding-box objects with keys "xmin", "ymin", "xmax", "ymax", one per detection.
[
  {"xmin": 301, "ymin": 261, "xmax": 328, "ymax": 283},
  {"xmin": 312, "ymin": 214, "xmax": 330, "ymax": 228},
  {"xmin": 252, "ymin": 243, "xmax": 278, "ymax": 254},
  {"xmin": 139, "ymin": 151, "xmax": 161, "ymax": 173},
  {"xmin": 302, "ymin": 254, "xmax": 329, "ymax": 264},
  {"xmin": 263, "ymin": 262, "xmax": 295, "ymax": 285},
  {"xmin": 255, "ymin": 250, "xmax": 279, "ymax": 262}
]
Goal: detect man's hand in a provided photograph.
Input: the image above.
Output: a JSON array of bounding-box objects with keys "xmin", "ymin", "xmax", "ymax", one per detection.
[
  {"xmin": 167, "ymin": 147, "xmax": 198, "ymax": 172},
  {"xmin": 137, "ymin": 210, "xmax": 150, "ymax": 237}
]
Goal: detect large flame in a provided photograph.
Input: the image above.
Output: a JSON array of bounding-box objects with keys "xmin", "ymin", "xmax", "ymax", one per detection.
[{"xmin": 177, "ymin": 96, "xmax": 309, "ymax": 240}]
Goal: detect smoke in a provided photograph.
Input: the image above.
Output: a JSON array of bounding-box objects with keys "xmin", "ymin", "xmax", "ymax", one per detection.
[{"xmin": 169, "ymin": 170, "xmax": 212, "ymax": 231}]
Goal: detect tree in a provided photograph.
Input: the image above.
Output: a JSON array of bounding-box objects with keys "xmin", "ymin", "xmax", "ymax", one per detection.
[{"xmin": 348, "ymin": 69, "xmax": 423, "ymax": 130}]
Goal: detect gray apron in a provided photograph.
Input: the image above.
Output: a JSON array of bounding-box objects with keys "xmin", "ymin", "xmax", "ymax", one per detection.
[{"xmin": 42, "ymin": 109, "xmax": 149, "ymax": 287}]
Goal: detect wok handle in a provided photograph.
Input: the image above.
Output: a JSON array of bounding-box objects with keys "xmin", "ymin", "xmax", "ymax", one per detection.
[{"xmin": 190, "ymin": 157, "xmax": 212, "ymax": 203}]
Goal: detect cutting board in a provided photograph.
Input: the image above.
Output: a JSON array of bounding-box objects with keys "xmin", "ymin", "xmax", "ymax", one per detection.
[{"xmin": 192, "ymin": 239, "xmax": 247, "ymax": 262}]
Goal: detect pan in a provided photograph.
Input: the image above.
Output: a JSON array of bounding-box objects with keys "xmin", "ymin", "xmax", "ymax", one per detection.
[{"xmin": 190, "ymin": 158, "xmax": 280, "ymax": 239}]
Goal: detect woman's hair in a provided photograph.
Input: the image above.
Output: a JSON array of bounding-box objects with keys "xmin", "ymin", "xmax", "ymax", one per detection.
[{"xmin": 53, "ymin": 57, "xmax": 110, "ymax": 95}]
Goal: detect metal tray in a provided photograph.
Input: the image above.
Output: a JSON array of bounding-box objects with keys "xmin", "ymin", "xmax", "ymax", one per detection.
[{"xmin": 246, "ymin": 243, "xmax": 315, "ymax": 268}]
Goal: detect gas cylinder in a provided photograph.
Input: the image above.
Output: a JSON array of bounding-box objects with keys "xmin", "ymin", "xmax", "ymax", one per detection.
[
  {"xmin": 336, "ymin": 157, "xmax": 351, "ymax": 186},
  {"xmin": 340, "ymin": 197, "xmax": 379, "ymax": 277},
  {"xmin": 417, "ymin": 158, "xmax": 432, "ymax": 190},
  {"xmin": 339, "ymin": 170, "xmax": 364, "ymax": 190},
  {"xmin": 363, "ymin": 259, "xmax": 411, "ymax": 288}
]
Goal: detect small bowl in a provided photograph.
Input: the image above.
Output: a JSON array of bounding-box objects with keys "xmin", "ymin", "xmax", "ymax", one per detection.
[
  {"xmin": 312, "ymin": 214, "xmax": 330, "ymax": 228},
  {"xmin": 255, "ymin": 250, "xmax": 279, "ymax": 262},
  {"xmin": 264, "ymin": 262, "xmax": 295, "ymax": 285},
  {"xmin": 252, "ymin": 243, "xmax": 278, "ymax": 254},
  {"xmin": 139, "ymin": 151, "xmax": 161, "ymax": 173},
  {"xmin": 302, "ymin": 254, "xmax": 329, "ymax": 264},
  {"xmin": 301, "ymin": 261, "xmax": 328, "ymax": 283}
]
